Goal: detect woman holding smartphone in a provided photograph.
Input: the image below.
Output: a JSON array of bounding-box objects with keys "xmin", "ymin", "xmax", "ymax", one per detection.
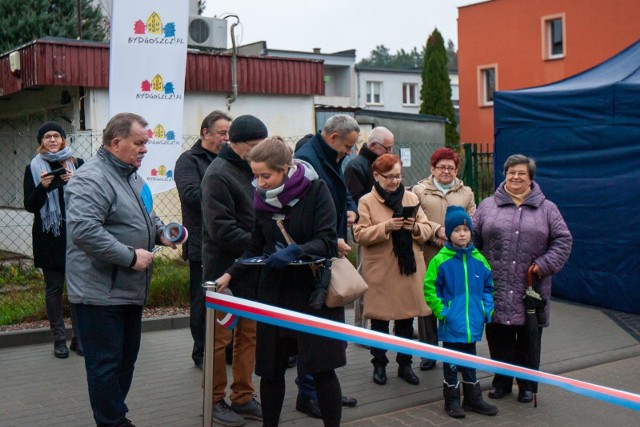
[
  {"xmin": 354, "ymin": 153, "xmax": 433, "ymax": 387},
  {"xmin": 23, "ymin": 122, "xmax": 84, "ymax": 359}
]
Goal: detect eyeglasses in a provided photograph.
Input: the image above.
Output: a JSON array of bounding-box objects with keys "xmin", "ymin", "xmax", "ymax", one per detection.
[
  {"xmin": 506, "ymin": 171, "xmax": 529, "ymax": 178},
  {"xmin": 435, "ymin": 165, "xmax": 456, "ymax": 172},
  {"xmin": 372, "ymin": 142, "xmax": 394, "ymax": 153},
  {"xmin": 43, "ymin": 133, "xmax": 62, "ymax": 141},
  {"xmin": 378, "ymin": 173, "xmax": 402, "ymax": 181}
]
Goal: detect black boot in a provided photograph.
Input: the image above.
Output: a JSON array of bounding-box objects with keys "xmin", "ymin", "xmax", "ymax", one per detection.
[
  {"xmin": 443, "ymin": 382, "xmax": 465, "ymax": 418},
  {"xmin": 462, "ymin": 381, "xmax": 498, "ymax": 416}
]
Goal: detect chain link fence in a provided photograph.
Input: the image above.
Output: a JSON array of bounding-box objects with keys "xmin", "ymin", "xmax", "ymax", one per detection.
[
  {"xmin": 1, "ymin": 131, "xmax": 441, "ymax": 261},
  {"xmin": 0, "ymin": 132, "xmax": 305, "ymax": 261}
]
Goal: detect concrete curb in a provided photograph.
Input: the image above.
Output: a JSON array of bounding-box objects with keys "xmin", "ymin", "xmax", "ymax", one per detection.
[{"xmin": 0, "ymin": 315, "xmax": 190, "ymax": 348}]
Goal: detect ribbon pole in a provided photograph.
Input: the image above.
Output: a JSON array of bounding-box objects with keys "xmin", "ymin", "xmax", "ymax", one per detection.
[{"xmin": 202, "ymin": 281, "xmax": 218, "ymax": 427}]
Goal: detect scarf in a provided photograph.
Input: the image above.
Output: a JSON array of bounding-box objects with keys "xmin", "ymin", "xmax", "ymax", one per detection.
[
  {"xmin": 29, "ymin": 147, "xmax": 76, "ymax": 236},
  {"xmin": 253, "ymin": 160, "xmax": 318, "ymax": 217},
  {"xmin": 433, "ymin": 177, "xmax": 455, "ymax": 195},
  {"xmin": 374, "ymin": 181, "xmax": 416, "ymax": 276},
  {"xmin": 504, "ymin": 184, "xmax": 532, "ymax": 206}
]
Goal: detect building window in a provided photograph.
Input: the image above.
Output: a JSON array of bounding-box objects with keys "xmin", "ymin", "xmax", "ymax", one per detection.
[
  {"xmin": 542, "ymin": 14, "xmax": 565, "ymax": 60},
  {"xmin": 366, "ymin": 81, "xmax": 382, "ymax": 104},
  {"xmin": 478, "ymin": 65, "xmax": 497, "ymax": 107},
  {"xmin": 402, "ymin": 83, "xmax": 418, "ymax": 105}
]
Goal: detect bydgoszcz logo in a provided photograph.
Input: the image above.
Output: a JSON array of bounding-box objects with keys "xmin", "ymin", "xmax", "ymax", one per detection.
[{"xmin": 128, "ymin": 12, "xmax": 184, "ymax": 45}]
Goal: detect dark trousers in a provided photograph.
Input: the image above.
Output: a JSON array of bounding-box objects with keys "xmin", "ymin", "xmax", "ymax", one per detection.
[
  {"xmin": 485, "ymin": 323, "xmax": 543, "ymax": 392},
  {"xmin": 442, "ymin": 341, "xmax": 477, "ymax": 384},
  {"xmin": 261, "ymin": 337, "xmax": 341, "ymax": 427},
  {"xmin": 42, "ymin": 268, "xmax": 79, "ymax": 343},
  {"xmin": 75, "ymin": 303, "xmax": 143, "ymax": 426},
  {"xmin": 370, "ymin": 318, "xmax": 414, "ymax": 367},
  {"xmin": 417, "ymin": 314, "xmax": 438, "ymax": 361},
  {"xmin": 189, "ymin": 261, "xmax": 206, "ymax": 365}
]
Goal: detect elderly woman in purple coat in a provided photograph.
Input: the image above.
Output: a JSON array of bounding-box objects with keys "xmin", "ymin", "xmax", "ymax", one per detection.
[{"xmin": 472, "ymin": 154, "xmax": 572, "ymax": 405}]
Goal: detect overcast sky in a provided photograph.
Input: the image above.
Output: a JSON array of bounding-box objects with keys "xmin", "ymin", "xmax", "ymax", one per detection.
[{"xmin": 203, "ymin": 0, "xmax": 487, "ymax": 60}]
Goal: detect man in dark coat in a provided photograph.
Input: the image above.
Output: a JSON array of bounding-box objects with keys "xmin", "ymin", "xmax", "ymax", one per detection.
[
  {"xmin": 201, "ymin": 115, "xmax": 267, "ymax": 425},
  {"xmin": 295, "ymin": 114, "xmax": 359, "ymax": 254},
  {"xmin": 344, "ymin": 126, "xmax": 395, "ymax": 329},
  {"xmin": 175, "ymin": 110, "xmax": 231, "ymax": 369},
  {"xmin": 293, "ymin": 114, "xmax": 361, "ymax": 417}
]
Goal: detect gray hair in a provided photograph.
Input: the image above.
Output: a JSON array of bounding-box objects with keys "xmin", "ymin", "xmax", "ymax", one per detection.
[
  {"xmin": 103, "ymin": 113, "xmax": 148, "ymax": 147},
  {"xmin": 503, "ymin": 154, "xmax": 536, "ymax": 179},
  {"xmin": 322, "ymin": 114, "xmax": 360, "ymax": 137},
  {"xmin": 367, "ymin": 126, "xmax": 394, "ymax": 146}
]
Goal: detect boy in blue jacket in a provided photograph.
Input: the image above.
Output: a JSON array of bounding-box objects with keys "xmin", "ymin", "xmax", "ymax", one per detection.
[{"xmin": 424, "ymin": 206, "xmax": 498, "ymax": 418}]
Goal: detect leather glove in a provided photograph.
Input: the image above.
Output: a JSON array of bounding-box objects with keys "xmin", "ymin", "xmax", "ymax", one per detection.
[{"xmin": 265, "ymin": 244, "xmax": 302, "ymax": 270}]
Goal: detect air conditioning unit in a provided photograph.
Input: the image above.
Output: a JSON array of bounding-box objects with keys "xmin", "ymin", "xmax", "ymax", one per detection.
[{"xmin": 188, "ymin": 15, "xmax": 227, "ymax": 49}]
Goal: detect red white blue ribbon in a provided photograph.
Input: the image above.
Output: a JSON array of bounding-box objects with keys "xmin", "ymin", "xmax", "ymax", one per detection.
[
  {"xmin": 163, "ymin": 222, "xmax": 188, "ymax": 245},
  {"xmin": 216, "ymin": 312, "xmax": 239, "ymax": 330},
  {"xmin": 206, "ymin": 291, "xmax": 640, "ymax": 411}
]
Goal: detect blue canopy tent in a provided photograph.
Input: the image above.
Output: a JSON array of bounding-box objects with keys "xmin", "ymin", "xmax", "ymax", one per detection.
[{"xmin": 493, "ymin": 40, "xmax": 640, "ymax": 314}]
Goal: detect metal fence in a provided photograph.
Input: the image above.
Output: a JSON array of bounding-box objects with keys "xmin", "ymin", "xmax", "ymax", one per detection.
[
  {"xmin": 460, "ymin": 143, "xmax": 495, "ymax": 205},
  {"xmin": 1, "ymin": 132, "xmax": 359, "ymax": 260}
]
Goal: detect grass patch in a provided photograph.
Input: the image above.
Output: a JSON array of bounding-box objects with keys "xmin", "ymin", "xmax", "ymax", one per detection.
[
  {"xmin": 0, "ymin": 258, "xmax": 190, "ymax": 326},
  {"xmin": 147, "ymin": 258, "xmax": 190, "ymax": 308}
]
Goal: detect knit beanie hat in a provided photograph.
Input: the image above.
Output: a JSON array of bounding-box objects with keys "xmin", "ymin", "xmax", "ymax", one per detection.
[
  {"xmin": 444, "ymin": 205, "xmax": 473, "ymax": 241},
  {"xmin": 229, "ymin": 115, "xmax": 268, "ymax": 143},
  {"xmin": 37, "ymin": 122, "xmax": 66, "ymax": 145}
]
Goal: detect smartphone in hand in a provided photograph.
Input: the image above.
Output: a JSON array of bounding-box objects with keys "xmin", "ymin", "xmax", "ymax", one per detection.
[
  {"xmin": 402, "ymin": 203, "xmax": 420, "ymax": 219},
  {"xmin": 44, "ymin": 168, "xmax": 66, "ymax": 177}
]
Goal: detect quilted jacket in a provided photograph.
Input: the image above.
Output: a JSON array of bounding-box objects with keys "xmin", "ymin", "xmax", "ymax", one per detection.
[{"xmin": 472, "ymin": 181, "xmax": 572, "ymax": 327}]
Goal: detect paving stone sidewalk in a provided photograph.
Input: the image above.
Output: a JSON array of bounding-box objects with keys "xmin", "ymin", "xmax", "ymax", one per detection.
[{"xmin": 1, "ymin": 299, "xmax": 639, "ymax": 426}]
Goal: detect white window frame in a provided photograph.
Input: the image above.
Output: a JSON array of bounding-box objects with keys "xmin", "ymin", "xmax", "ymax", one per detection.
[
  {"xmin": 366, "ymin": 81, "xmax": 383, "ymax": 105},
  {"xmin": 402, "ymin": 83, "xmax": 418, "ymax": 106},
  {"xmin": 542, "ymin": 14, "xmax": 566, "ymax": 60},
  {"xmin": 477, "ymin": 65, "xmax": 497, "ymax": 107}
]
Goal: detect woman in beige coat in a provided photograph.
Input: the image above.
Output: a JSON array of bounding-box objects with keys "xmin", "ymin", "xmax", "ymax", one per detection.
[
  {"xmin": 354, "ymin": 154, "xmax": 432, "ymax": 387},
  {"xmin": 411, "ymin": 147, "xmax": 476, "ymax": 371}
]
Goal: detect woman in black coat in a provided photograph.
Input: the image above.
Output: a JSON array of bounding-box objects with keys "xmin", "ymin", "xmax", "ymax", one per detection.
[
  {"xmin": 217, "ymin": 137, "xmax": 345, "ymax": 427},
  {"xmin": 23, "ymin": 122, "xmax": 84, "ymax": 359}
]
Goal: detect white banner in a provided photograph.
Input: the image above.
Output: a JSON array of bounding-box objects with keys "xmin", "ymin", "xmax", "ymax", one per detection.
[{"xmin": 109, "ymin": 0, "xmax": 189, "ymax": 194}]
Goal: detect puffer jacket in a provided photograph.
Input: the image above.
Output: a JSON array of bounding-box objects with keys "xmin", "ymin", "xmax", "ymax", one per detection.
[
  {"xmin": 472, "ymin": 181, "xmax": 572, "ymax": 327},
  {"xmin": 412, "ymin": 176, "xmax": 476, "ymax": 263},
  {"xmin": 424, "ymin": 243, "xmax": 494, "ymax": 343},
  {"xmin": 65, "ymin": 147, "xmax": 166, "ymax": 306}
]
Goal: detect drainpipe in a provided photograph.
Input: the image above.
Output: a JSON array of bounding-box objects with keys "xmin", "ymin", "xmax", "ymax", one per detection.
[{"xmin": 221, "ymin": 15, "xmax": 240, "ymax": 111}]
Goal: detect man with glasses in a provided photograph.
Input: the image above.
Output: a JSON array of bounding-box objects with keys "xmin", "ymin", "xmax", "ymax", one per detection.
[
  {"xmin": 344, "ymin": 127, "xmax": 395, "ymax": 330},
  {"xmin": 175, "ymin": 110, "xmax": 231, "ymax": 370}
]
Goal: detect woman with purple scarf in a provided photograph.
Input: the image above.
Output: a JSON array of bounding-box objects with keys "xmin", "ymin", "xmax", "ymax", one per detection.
[
  {"xmin": 216, "ymin": 136, "xmax": 344, "ymax": 427},
  {"xmin": 23, "ymin": 122, "xmax": 84, "ymax": 359}
]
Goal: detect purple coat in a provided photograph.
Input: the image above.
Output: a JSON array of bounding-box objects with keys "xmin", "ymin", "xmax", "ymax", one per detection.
[{"xmin": 472, "ymin": 182, "xmax": 572, "ymax": 327}]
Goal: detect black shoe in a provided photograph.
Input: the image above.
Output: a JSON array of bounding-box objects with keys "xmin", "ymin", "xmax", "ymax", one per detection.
[
  {"xmin": 398, "ymin": 365, "xmax": 420, "ymax": 385},
  {"xmin": 517, "ymin": 390, "xmax": 534, "ymax": 403},
  {"xmin": 341, "ymin": 396, "xmax": 357, "ymax": 407},
  {"xmin": 373, "ymin": 366, "xmax": 387, "ymax": 385},
  {"xmin": 116, "ymin": 418, "xmax": 135, "ymax": 427},
  {"xmin": 419, "ymin": 359, "xmax": 436, "ymax": 371},
  {"xmin": 488, "ymin": 387, "xmax": 512, "ymax": 399},
  {"xmin": 70, "ymin": 337, "xmax": 84, "ymax": 356},
  {"xmin": 296, "ymin": 395, "xmax": 322, "ymax": 419},
  {"xmin": 54, "ymin": 341, "xmax": 69, "ymax": 359}
]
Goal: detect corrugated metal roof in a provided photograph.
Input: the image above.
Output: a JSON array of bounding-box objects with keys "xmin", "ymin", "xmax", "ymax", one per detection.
[{"xmin": 0, "ymin": 38, "xmax": 324, "ymax": 98}]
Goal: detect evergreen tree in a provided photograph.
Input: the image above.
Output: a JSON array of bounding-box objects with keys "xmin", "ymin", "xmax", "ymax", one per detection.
[
  {"xmin": 420, "ymin": 28, "xmax": 459, "ymax": 150},
  {"xmin": 0, "ymin": 0, "xmax": 107, "ymax": 54}
]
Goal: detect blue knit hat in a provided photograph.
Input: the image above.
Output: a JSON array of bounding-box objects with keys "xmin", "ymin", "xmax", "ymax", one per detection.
[{"xmin": 444, "ymin": 205, "xmax": 472, "ymax": 241}]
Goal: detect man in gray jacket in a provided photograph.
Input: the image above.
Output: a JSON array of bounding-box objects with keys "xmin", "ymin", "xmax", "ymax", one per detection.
[{"xmin": 66, "ymin": 113, "xmax": 176, "ymax": 427}]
